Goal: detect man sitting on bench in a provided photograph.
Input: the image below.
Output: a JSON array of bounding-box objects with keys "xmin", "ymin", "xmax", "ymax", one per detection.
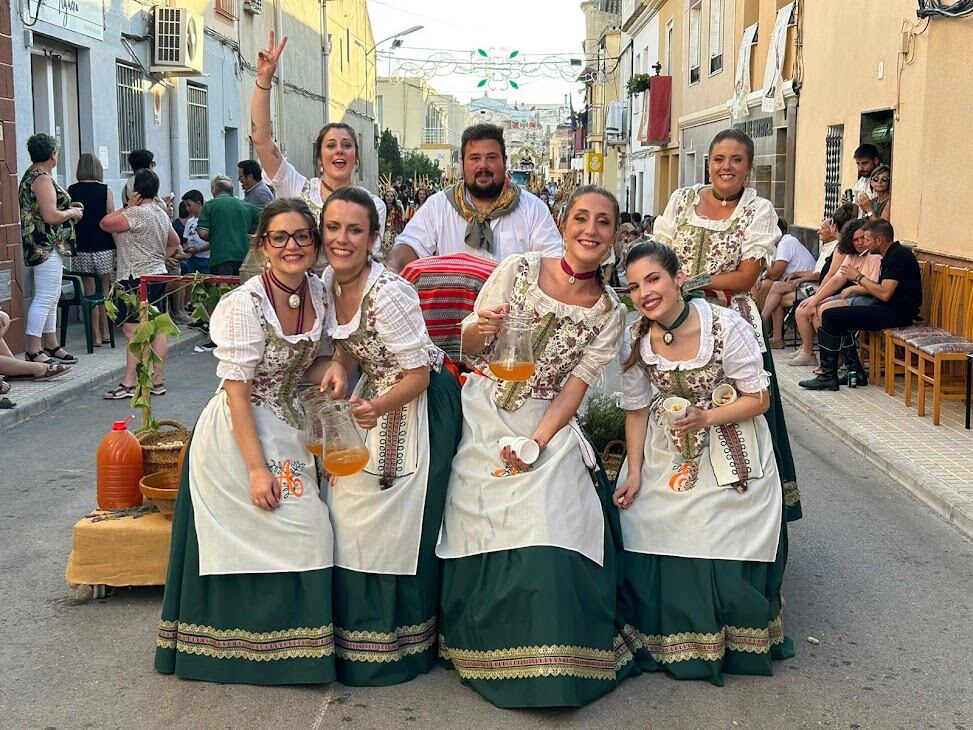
[{"xmin": 799, "ymin": 218, "xmax": 921, "ymax": 391}]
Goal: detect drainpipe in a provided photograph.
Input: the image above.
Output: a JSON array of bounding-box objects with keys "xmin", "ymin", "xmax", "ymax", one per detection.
[{"xmin": 321, "ymin": 0, "xmax": 330, "ymax": 124}]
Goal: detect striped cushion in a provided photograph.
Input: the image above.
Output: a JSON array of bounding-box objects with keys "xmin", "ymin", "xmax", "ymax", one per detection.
[
  {"xmin": 400, "ymin": 253, "xmax": 498, "ymax": 362},
  {"xmin": 888, "ymin": 325, "xmax": 944, "ymax": 340},
  {"xmin": 906, "ymin": 333, "xmax": 964, "ymax": 347},
  {"xmin": 918, "ymin": 339, "xmax": 973, "ymax": 355}
]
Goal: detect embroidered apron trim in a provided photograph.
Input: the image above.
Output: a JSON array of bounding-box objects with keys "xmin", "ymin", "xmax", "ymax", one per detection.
[
  {"xmin": 157, "ymin": 620, "xmax": 335, "ymax": 661},
  {"xmin": 713, "ymin": 422, "xmax": 752, "ymax": 492},
  {"xmin": 637, "ymin": 614, "xmax": 785, "ymax": 664},
  {"xmin": 334, "ymin": 616, "xmax": 437, "ymax": 663},
  {"xmin": 439, "ymin": 640, "xmax": 618, "ymax": 681}
]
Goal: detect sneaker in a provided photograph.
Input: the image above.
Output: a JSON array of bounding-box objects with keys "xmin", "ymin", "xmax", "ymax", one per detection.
[
  {"xmin": 188, "ymin": 319, "xmax": 209, "ymax": 332},
  {"xmin": 171, "ymin": 311, "xmax": 194, "ymax": 325},
  {"xmin": 786, "ymin": 351, "xmax": 818, "ymax": 366},
  {"xmin": 150, "ymin": 382, "xmax": 167, "ymax": 396},
  {"xmin": 194, "ymin": 340, "xmax": 217, "ymax": 353}
]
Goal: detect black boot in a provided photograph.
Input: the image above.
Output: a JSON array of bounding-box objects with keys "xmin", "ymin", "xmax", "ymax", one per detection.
[
  {"xmin": 841, "ymin": 333, "xmax": 868, "ymax": 387},
  {"xmin": 799, "ymin": 330, "xmax": 841, "ymax": 390}
]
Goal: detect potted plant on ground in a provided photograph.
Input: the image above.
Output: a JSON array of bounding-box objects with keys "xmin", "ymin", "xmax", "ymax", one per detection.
[{"xmin": 579, "ymin": 391, "xmax": 627, "ymax": 482}]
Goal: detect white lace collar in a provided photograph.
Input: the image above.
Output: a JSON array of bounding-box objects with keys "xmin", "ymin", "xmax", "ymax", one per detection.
[
  {"xmin": 521, "ymin": 252, "xmax": 618, "ymax": 325},
  {"xmin": 683, "ymin": 184, "xmax": 759, "ymax": 232},
  {"xmin": 638, "ymin": 298, "xmax": 715, "ymax": 371},
  {"xmin": 243, "ymin": 273, "xmax": 324, "ymax": 343},
  {"xmin": 321, "ymin": 260, "xmax": 385, "ymax": 339}
]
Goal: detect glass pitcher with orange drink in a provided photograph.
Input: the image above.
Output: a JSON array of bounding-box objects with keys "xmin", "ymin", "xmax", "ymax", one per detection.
[
  {"xmin": 297, "ymin": 386, "xmax": 332, "ymax": 458},
  {"xmin": 489, "ymin": 309, "xmax": 535, "ymax": 382},
  {"xmin": 320, "ymin": 400, "xmax": 370, "ymax": 477}
]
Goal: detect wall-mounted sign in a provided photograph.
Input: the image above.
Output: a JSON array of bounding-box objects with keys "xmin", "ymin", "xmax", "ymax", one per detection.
[
  {"xmin": 153, "ymin": 87, "xmax": 163, "ymax": 127},
  {"xmin": 0, "ymin": 269, "xmax": 11, "ymax": 303},
  {"xmin": 26, "ymin": 0, "xmax": 105, "ymax": 42}
]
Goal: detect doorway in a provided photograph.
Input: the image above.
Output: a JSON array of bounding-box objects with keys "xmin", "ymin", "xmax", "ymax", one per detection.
[
  {"xmin": 30, "ymin": 42, "xmax": 80, "ymax": 188},
  {"xmin": 224, "ymin": 127, "xmax": 240, "ymax": 194}
]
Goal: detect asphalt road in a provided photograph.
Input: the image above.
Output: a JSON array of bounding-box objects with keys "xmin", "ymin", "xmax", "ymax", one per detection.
[{"xmin": 1, "ymin": 346, "xmax": 971, "ymax": 730}]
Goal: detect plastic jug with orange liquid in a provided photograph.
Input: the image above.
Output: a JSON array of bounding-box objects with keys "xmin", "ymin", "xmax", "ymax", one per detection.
[{"xmin": 96, "ymin": 417, "xmax": 144, "ymax": 510}]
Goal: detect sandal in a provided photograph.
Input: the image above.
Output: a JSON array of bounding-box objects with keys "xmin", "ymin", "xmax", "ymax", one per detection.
[
  {"xmin": 150, "ymin": 382, "xmax": 167, "ymax": 396},
  {"xmin": 43, "ymin": 346, "xmax": 79, "ymax": 364},
  {"xmin": 0, "ymin": 396, "xmax": 15, "ymax": 409},
  {"xmin": 34, "ymin": 362, "xmax": 71, "ymax": 381},
  {"xmin": 25, "ymin": 350, "xmax": 52, "ymax": 364},
  {"xmin": 103, "ymin": 383, "xmax": 135, "ymax": 400},
  {"xmin": 0, "ymin": 377, "xmax": 8, "ymax": 395}
]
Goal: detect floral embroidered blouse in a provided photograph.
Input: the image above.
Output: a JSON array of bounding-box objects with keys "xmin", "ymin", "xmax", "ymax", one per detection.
[
  {"xmin": 653, "ymin": 185, "xmax": 780, "ymax": 349},
  {"xmin": 209, "ymin": 275, "xmax": 331, "ymax": 430},
  {"xmin": 464, "ymin": 252, "xmax": 625, "ymax": 410},
  {"xmin": 19, "ymin": 168, "xmax": 76, "ymax": 266}
]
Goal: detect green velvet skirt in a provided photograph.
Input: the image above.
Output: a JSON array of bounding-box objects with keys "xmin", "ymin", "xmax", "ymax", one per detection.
[
  {"xmin": 332, "ymin": 368, "xmax": 462, "ymax": 686},
  {"xmin": 618, "ymin": 516, "xmax": 794, "ymax": 687},
  {"xmin": 763, "ymin": 345, "xmax": 803, "ymax": 522},
  {"xmin": 439, "ymin": 459, "xmax": 638, "ymax": 709},
  {"xmin": 154, "ymin": 453, "xmax": 336, "ymax": 685}
]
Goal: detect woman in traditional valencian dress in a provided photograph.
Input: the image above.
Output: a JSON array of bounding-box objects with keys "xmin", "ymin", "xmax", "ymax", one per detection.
[
  {"xmin": 155, "ymin": 199, "xmax": 346, "ymax": 684},
  {"xmin": 613, "ymin": 240, "xmax": 793, "ymax": 685},
  {"xmin": 318, "ymin": 187, "xmax": 462, "ymax": 686},
  {"xmin": 379, "ymin": 189, "xmax": 406, "ymax": 259},
  {"xmin": 251, "ymin": 32, "xmax": 385, "ymax": 238},
  {"xmin": 436, "ymin": 186, "xmax": 634, "ymax": 708},
  {"xmin": 653, "ymin": 129, "xmax": 802, "ymax": 522}
]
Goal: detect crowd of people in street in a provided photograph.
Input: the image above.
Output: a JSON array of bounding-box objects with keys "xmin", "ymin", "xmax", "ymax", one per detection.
[{"xmin": 5, "ymin": 29, "xmax": 924, "ymax": 712}]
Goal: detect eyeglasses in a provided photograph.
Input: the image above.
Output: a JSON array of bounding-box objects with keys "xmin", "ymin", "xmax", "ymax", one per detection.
[
  {"xmin": 262, "ymin": 229, "xmax": 316, "ymax": 248},
  {"xmin": 871, "ymin": 176, "xmax": 889, "ymax": 183}
]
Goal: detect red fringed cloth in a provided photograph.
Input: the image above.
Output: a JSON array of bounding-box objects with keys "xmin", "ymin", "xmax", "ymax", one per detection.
[{"xmin": 400, "ymin": 253, "xmax": 498, "ymax": 364}]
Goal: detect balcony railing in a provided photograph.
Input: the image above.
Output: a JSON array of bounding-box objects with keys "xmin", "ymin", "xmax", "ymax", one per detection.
[{"xmin": 423, "ymin": 127, "xmax": 447, "ymax": 145}]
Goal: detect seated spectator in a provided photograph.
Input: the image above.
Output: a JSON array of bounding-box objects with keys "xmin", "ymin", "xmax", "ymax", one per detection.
[
  {"xmin": 764, "ymin": 204, "xmax": 857, "ymax": 352},
  {"xmin": 755, "ymin": 218, "xmax": 816, "ymax": 346},
  {"xmin": 860, "ymin": 164, "xmax": 891, "ymax": 222},
  {"xmin": 799, "ymin": 219, "xmax": 921, "ymax": 390},
  {"xmin": 0, "ymin": 309, "xmax": 71, "ymax": 408},
  {"xmin": 99, "ymin": 168, "xmax": 181, "ymax": 400}
]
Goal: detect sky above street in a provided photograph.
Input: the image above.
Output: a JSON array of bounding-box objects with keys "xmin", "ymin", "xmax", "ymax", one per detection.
[{"xmin": 368, "ymin": 0, "xmax": 587, "ymax": 106}]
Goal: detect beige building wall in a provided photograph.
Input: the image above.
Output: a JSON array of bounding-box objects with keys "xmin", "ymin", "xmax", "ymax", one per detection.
[
  {"xmin": 239, "ymin": 0, "xmax": 377, "ymax": 191},
  {"xmin": 653, "ymin": 0, "xmax": 684, "ymax": 212},
  {"xmin": 580, "ymin": 1, "xmax": 622, "ymax": 194}
]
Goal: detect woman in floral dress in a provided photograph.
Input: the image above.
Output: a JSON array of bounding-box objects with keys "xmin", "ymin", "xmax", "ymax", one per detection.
[
  {"xmin": 653, "ymin": 128, "xmax": 802, "ymax": 522},
  {"xmin": 436, "ymin": 186, "xmax": 635, "ymax": 708},
  {"xmin": 379, "ymin": 189, "xmax": 406, "ymax": 259},
  {"xmin": 613, "ymin": 240, "xmax": 793, "ymax": 685},
  {"xmin": 155, "ymin": 199, "xmax": 345, "ymax": 684},
  {"xmin": 318, "ymin": 187, "xmax": 462, "ymax": 686}
]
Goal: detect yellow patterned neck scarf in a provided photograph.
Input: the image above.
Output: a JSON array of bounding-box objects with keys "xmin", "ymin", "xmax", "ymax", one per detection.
[{"xmin": 446, "ymin": 181, "xmax": 521, "ymax": 253}]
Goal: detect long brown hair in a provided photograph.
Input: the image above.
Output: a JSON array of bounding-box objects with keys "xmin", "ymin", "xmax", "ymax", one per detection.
[{"xmin": 621, "ymin": 240, "xmax": 682, "ymax": 372}]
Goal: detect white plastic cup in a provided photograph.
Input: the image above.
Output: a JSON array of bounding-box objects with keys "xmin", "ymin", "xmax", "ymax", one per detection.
[
  {"xmin": 498, "ymin": 436, "xmax": 540, "ymax": 465},
  {"xmin": 712, "ymin": 384, "xmax": 738, "ymax": 407},
  {"xmin": 662, "ymin": 396, "xmax": 690, "ymax": 425}
]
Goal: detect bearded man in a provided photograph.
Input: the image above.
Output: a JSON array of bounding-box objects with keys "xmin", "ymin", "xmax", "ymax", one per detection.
[{"xmin": 386, "ymin": 124, "xmax": 563, "ymax": 272}]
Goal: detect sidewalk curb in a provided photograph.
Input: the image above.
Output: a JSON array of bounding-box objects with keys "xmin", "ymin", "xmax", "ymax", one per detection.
[
  {"xmin": 0, "ymin": 330, "xmax": 205, "ymax": 431},
  {"xmin": 779, "ymin": 386, "xmax": 973, "ymax": 541}
]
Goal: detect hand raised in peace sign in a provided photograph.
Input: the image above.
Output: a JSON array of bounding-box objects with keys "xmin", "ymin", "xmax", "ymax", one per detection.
[{"xmin": 256, "ymin": 31, "xmax": 288, "ymax": 85}]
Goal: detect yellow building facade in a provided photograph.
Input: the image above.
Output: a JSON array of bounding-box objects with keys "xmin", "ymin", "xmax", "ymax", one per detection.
[{"xmin": 793, "ymin": 2, "xmax": 972, "ymax": 261}]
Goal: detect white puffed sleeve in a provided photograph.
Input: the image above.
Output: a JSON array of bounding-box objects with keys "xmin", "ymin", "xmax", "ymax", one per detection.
[
  {"xmin": 742, "ymin": 196, "xmax": 781, "ymax": 266},
  {"xmin": 651, "ymin": 188, "xmax": 685, "ymax": 246},
  {"xmin": 720, "ymin": 309, "xmax": 770, "ymax": 393},
  {"xmin": 617, "ymin": 325, "xmax": 653, "ymax": 410},
  {"xmin": 373, "ymin": 279, "xmax": 436, "ymax": 370},
  {"xmin": 571, "ymin": 301, "xmax": 625, "ymax": 386},
  {"xmin": 459, "ymin": 253, "xmax": 523, "ymax": 332},
  {"xmin": 263, "ymin": 156, "xmax": 308, "ymax": 199},
  {"xmin": 210, "ymin": 289, "xmax": 265, "ymax": 382}
]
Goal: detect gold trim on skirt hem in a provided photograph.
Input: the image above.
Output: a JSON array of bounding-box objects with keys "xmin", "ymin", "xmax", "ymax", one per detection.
[
  {"xmin": 440, "ymin": 641, "xmax": 618, "ymax": 681},
  {"xmin": 334, "ymin": 616, "xmax": 437, "ymax": 663},
  {"xmin": 157, "ymin": 620, "xmax": 335, "ymax": 662},
  {"xmin": 638, "ymin": 615, "xmax": 785, "ymax": 664}
]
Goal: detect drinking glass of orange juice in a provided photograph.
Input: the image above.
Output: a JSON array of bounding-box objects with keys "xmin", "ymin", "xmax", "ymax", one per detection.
[{"xmin": 489, "ymin": 310, "xmax": 535, "ymax": 382}]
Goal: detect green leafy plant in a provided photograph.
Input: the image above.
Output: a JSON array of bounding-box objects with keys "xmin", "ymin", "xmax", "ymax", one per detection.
[
  {"xmin": 579, "ymin": 392, "xmax": 627, "ymax": 454},
  {"xmin": 106, "ymin": 275, "xmax": 234, "ymax": 431},
  {"xmin": 626, "ymin": 73, "xmax": 651, "ymax": 96}
]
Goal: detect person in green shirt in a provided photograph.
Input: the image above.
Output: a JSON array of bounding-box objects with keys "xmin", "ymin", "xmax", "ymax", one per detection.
[{"xmin": 197, "ymin": 175, "xmax": 261, "ymax": 275}]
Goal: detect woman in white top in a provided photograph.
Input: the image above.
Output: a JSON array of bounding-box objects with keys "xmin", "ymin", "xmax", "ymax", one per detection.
[
  {"xmin": 318, "ymin": 186, "xmax": 461, "ymax": 686},
  {"xmin": 156, "ymin": 198, "xmax": 346, "ymax": 685},
  {"xmin": 250, "ymin": 32, "xmax": 385, "ymax": 245},
  {"xmin": 614, "ymin": 240, "xmax": 792, "ymax": 686},
  {"xmin": 436, "ymin": 186, "xmax": 634, "ymax": 708}
]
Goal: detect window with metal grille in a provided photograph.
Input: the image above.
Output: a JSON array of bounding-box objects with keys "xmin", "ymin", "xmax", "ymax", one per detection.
[
  {"xmin": 215, "ymin": 0, "xmax": 238, "ymax": 20},
  {"xmin": 824, "ymin": 124, "xmax": 844, "ymax": 217},
  {"xmin": 689, "ymin": 1, "xmax": 702, "ymax": 85},
  {"xmin": 187, "ymin": 84, "xmax": 210, "ymax": 178},
  {"xmin": 709, "ymin": 0, "xmax": 724, "ymax": 75},
  {"xmin": 116, "ymin": 63, "xmax": 145, "ymax": 176}
]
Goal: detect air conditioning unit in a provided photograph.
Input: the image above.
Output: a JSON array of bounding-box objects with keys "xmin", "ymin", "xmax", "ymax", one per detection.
[
  {"xmin": 243, "ymin": 0, "xmax": 262, "ymax": 14},
  {"xmin": 151, "ymin": 7, "xmax": 205, "ymax": 76}
]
